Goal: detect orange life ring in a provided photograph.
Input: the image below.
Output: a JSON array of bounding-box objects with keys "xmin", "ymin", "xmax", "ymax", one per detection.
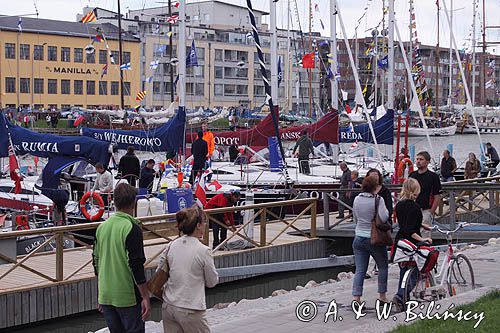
[
  {"xmin": 397, "ymin": 158, "xmax": 414, "ymax": 183},
  {"xmin": 80, "ymin": 191, "xmax": 105, "ymax": 221}
]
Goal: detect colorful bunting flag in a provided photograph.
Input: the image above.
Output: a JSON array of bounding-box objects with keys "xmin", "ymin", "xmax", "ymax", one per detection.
[
  {"xmin": 120, "ymin": 62, "xmax": 131, "ymax": 70},
  {"xmin": 166, "ymin": 31, "xmax": 173, "ymax": 38},
  {"xmin": 150, "ymin": 60, "xmax": 159, "ymax": 70},
  {"xmin": 173, "ymin": 1, "xmax": 180, "ymax": 8},
  {"xmin": 100, "ymin": 64, "xmax": 108, "ymax": 79},
  {"xmin": 145, "ymin": 76, "xmax": 153, "ymax": 83},
  {"xmin": 167, "ymin": 15, "xmax": 179, "ymax": 24},
  {"xmin": 81, "ymin": 9, "xmax": 97, "ymax": 23},
  {"xmin": 109, "ymin": 51, "xmax": 115, "ymax": 64},
  {"xmin": 135, "ymin": 90, "xmax": 147, "ymax": 101},
  {"xmin": 302, "ymin": 52, "xmax": 315, "ymax": 69}
]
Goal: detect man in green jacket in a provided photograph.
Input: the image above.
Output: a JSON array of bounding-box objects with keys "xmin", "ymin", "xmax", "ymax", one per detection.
[
  {"xmin": 293, "ymin": 129, "xmax": 315, "ymax": 175},
  {"xmin": 93, "ymin": 183, "xmax": 151, "ymax": 333}
]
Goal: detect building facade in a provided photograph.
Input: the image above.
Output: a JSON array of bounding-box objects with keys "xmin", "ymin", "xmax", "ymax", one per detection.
[
  {"xmin": 96, "ymin": 2, "xmax": 323, "ymax": 113},
  {"xmin": 0, "ymin": 16, "xmax": 141, "ymax": 110}
]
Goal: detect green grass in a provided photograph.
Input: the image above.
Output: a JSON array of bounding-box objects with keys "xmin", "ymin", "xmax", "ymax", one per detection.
[{"xmin": 391, "ymin": 290, "xmax": 500, "ymax": 333}]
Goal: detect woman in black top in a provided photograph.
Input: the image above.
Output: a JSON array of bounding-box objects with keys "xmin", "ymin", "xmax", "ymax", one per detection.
[
  {"xmin": 366, "ymin": 168, "xmax": 393, "ymax": 218},
  {"xmin": 393, "ymin": 178, "xmax": 433, "ymax": 310}
]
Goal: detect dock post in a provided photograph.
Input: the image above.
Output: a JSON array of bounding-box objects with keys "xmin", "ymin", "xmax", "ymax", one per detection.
[
  {"xmin": 323, "ymin": 193, "xmax": 329, "ymax": 230},
  {"xmin": 489, "ymin": 189, "xmax": 495, "ymax": 209},
  {"xmin": 447, "ymin": 143, "xmax": 453, "ymax": 156},
  {"xmin": 449, "ymin": 190, "xmax": 456, "ymax": 229},
  {"xmin": 260, "ymin": 208, "xmax": 267, "ymax": 246},
  {"xmin": 409, "ymin": 145, "xmax": 415, "ymax": 161},
  {"xmin": 310, "ymin": 200, "xmax": 317, "ymax": 238},
  {"xmin": 55, "ymin": 232, "xmax": 64, "ymax": 281}
]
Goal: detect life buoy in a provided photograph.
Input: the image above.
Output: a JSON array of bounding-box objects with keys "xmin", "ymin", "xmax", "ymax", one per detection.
[
  {"xmin": 397, "ymin": 158, "xmax": 414, "ymax": 183},
  {"xmin": 80, "ymin": 191, "xmax": 105, "ymax": 221}
]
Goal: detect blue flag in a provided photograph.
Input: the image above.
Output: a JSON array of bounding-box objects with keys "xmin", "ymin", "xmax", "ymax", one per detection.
[
  {"xmin": 277, "ymin": 57, "xmax": 283, "ymax": 87},
  {"xmin": 186, "ymin": 40, "xmax": 198, "ymax": 67},
  {"xmin": 377, "ymin": 55, "xmax": 389, "ymax": 70}
]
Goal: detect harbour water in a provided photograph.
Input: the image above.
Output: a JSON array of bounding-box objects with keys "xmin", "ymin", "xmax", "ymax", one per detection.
[{"xmin": 9, "ymin": 266, "xmax": 352, "ymax": 333}]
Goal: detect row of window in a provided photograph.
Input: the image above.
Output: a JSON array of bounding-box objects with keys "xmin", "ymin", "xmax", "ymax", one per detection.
[
  {"xmin": 152, "ymin": 82, "xmax": 204, "ymax": 96},
  {"xmin": 4, "ymin": 43, "xmax": 131, "ymax": 64},
  {"xmin": 4, "ymin": 77, "xmax": 131, "ymax": 96}
]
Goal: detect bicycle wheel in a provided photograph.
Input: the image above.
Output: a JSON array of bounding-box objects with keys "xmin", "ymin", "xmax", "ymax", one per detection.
[
  {"xmin": 402, "ymin": 266, "xmax": 436, "ymax": 305},
  {"xmin": 447, "ymin": 254, "xmax": 475, "ymax": 296}
]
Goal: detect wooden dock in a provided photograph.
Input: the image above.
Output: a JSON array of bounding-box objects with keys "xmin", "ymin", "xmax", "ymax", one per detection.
[{"xmin": 0, "ymin": 198, "xmax": 331, "ymax": 329}]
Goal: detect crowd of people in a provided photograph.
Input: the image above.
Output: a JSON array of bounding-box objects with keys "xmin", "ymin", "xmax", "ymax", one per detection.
[
  {"xmin": 351, "ymin": 150, "xmax": 442, "ymax": 311},
  {"xmin": 88, "ymin": 137, "xmax": 500, "ymax": 332}
]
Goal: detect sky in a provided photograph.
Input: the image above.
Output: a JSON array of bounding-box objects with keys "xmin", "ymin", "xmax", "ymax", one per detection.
[{"xmin": 1, "ymin": 0, "xmax": 500, "ymax": 54}]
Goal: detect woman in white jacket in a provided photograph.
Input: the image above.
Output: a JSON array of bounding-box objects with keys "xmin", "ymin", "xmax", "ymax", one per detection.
[{"xmin": 158, "ymin": 205, "xmax": 218, "ymax": 333}]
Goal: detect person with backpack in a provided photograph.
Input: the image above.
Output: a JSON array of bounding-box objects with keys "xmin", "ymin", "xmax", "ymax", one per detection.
[{"xmin": 392, "ymin": 178, "xmax": 433, "ymax": 311}]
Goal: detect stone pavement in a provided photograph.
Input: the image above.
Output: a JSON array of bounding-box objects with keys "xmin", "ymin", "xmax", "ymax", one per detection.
[
  {"xmin": 95, "ymin": 239, "xmax": 500, "ymax": 333},
  {"xmin": 207, "ymin": 239, "xmax": 500, "ymax": 333}
]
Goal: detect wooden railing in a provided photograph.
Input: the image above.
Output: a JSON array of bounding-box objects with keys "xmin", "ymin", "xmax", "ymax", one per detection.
[
  {"xmin": 321, "ymin": 176, "xmax": 500, "ymax": 230},
  {"xmin": 0, "ymin": 198, "xmax": 317, "ymax": 285}
]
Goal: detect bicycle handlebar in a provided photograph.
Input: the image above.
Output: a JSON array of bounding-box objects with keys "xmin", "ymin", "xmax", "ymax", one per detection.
[{"xmin": 432, "ymin": 222, "xmax": 468, "ymax": 235}]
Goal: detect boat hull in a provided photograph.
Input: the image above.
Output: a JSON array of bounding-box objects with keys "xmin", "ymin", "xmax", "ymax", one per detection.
[{"xmin": 407, "ymin": 125, "xmax": 457, "ymax": 136}]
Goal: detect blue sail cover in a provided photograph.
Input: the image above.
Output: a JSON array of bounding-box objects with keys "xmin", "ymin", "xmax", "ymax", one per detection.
[
  {"xmin": 81, "ymin": 108, "xmax": 186, "ymax": 152},
  {"xmin": 339, "ymin": 109, "xmax": 394, "ymax": 145},
  {"xmin": 0, "ymin": 114, "xmax": 110, "ymax": 163}
]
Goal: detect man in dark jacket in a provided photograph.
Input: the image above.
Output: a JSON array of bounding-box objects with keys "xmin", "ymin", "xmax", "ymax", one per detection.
[
  {"xmin": 486, "ymin": 142, "xmax": 499, "ymax": 168},
  {"xmin": 118, "ymin": 146, "xmax": 141, "ymax": 187},
  {"xmin": 293, "ymin": 130, "xmax": 314, "ymax": 175},
  {"xmin": 440, "ymin": 149, "xmax": 457, "ymax": 182},
  {"xmin": 190, "ymin": 131, "xmax": 208, "ymax": 184},
  {"xmin": 139, "ymin": 159, "xmax": 157, "ymax": 193}
]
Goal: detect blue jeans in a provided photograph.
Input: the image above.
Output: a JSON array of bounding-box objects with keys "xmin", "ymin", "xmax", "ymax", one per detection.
[
  {"xmin": 102, "ymin": 303, "xmax": 145, "ymax": 333},
  {"xmin": 396, "ymin": 264, "xmax": 419, "ymax": 300},
  {"xmin": 352, "ymin": 236, "xmax": 388, "ymax": 297}
]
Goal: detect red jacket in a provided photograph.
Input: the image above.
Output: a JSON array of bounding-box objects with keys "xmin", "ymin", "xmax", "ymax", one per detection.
[{"xmin": 204, "ymin": 193, "xmax": 234, "ymax": 226}]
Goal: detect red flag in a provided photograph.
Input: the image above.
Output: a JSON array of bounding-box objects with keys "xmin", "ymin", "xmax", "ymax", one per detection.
[
  {"xmin": 194, "ymin": 172, "xmax": 207, "ymax": 207},
  {"xmin": 74, "ymin": 115, "xmax": 85, "ymax": 127},
  {"xmin": 8, "ymin": 142, "xmax": 21, "ymax": 194},
  {"xmin": 302, "ymin": 52, "xmax": 315, "ymax": 69},
  {"xmin": 345, "ymin": 104, "xmax": 352, "ymax": 114}
]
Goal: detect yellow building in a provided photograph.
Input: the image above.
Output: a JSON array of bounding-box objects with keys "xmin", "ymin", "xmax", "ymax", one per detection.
[{"xmin": 0, "ymin": 16, "xmax": 141, "ymax": 110}]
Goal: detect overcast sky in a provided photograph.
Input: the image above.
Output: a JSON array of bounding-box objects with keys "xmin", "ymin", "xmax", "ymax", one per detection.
[{"xmin": 2, "ymin": 0, "xmax": 499, "ymax": 53}]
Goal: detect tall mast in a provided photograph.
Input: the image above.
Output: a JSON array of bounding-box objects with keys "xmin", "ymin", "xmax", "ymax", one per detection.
[
  {"xmin": 435, "ymin": 0, "xmax": 440, "ymax": 115},
  {"xmin": 330, "ymin": 0, "xmax": 338, "ymax": 110},
  {"xmin": 447, "ymin": 0, "xmax": 453, "ymax": 106},
  {"xmin": 168, "ymin": 0, "xmax": 174, "ymax": 102},
  {"xmin": 286, "ymin": 0, "xmax": 291, "ymax": 113},
  {"xmin": 387, "ymin": 0, "xmax": 394, "ymax": 110},
  {"xmin": 471, "ymin": 0, "xmax": 477, "ymax": 106},
  {"xmin": 246, "ymin": 0, "xmax": 291, "ymax": 185},
  {"xmin": 308, "ymin": 0, "xmax": 313, "ymax": 117},
  {"xmin": 408, "ymin": 0, "xmax": 413, "ymax": 107},
  {"xmin": 481, "ymin": 0, "xmax": 486, "ymax": 106},
  {"xmin": 270, "ymin": 0, "xmax": 278, "ymax": 103},
  {"xmin": 117, "ymin": 0, "xmax": 125, "ymax": 109},
  {"xmin": 178, "ymin": 0, "xmax": 186, "ymax": 110}
]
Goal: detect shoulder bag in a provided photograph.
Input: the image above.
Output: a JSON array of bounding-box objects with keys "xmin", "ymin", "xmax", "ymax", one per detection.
[
  {"xmin": 370, "ymin": 195, "xmax": 393, "ymax": 246},
  {"xmin": 146, "ymin": 245, "xmax": 170, "ymax": 300}
]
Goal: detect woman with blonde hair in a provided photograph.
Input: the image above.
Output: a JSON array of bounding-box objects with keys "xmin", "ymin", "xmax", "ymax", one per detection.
[
  {"xmin": 392, "ymin": 178, "xmax": 432, "ymax": 309},
  {"xmin": 158, "ymin": 205, "xmax": 218, "ymax": 332}
]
